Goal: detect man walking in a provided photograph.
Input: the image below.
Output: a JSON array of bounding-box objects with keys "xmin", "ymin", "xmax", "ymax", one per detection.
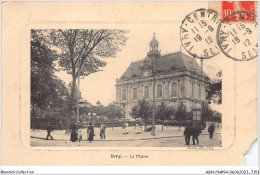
[
  {"xmin": 184, "ymin": 122, "xmax": 191, "ymax": 145},
  {"xmin": 192, "ymin": 125, "xmax": 200, "ymax": 145},
  {"xmin": 46, "ymin": 122, "xmax": 54, "ymax": 140},
  {"xmin": 208, "ymin": 123, "xmax": 215, "ymax": 139},
  {"xmin": 87, "ymin": 123, "xmax": 94, "ymax": 143}
]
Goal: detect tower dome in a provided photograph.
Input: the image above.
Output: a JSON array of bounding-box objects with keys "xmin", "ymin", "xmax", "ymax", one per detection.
[
  {"xmin": 147, "ymin": 33, "xmax": 160, "ymax": 58},
  {"xmin": 150, "ymin": 32, "xmax": 159, "ymax": 51}
]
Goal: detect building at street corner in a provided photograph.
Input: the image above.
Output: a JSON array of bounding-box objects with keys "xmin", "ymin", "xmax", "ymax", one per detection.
[{"xmin": 116, "ymin": 33, "xmax": 210, "ymax": 120}]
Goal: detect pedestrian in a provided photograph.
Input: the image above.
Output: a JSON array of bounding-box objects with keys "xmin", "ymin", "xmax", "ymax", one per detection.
[
  {"xmin": 184, "ymin": 122, "xmax": 191, "ymax": 145},
  {"xmin": 100, "ymin": 123, "xmax": 106, "ymax": 139},
  {"xmin": 70, "ymin": 121, "xmax": 78, "ymax": 142},
  {"xmin": 58, "ymin": 120, "xmax": 63, "ymax": 130},
  {"xmin": 192, "ymin": 125, "xmax": 200, "ymax": 145},
  {"xmin": 208, "ymin": 123, "xmax": 215, "ymax": 139},
  {"xmin": 144, "ymin": 124, "xmax": 147, "ymax": 132},
  {"xmin": 135, "ymin": 123, "xmax": 141, "ymax": 134},
  {"xmin": 77, "ymin": 121, "xmax": 82, "ymax": 142},
  {"xmin": 87, "ymin": 123, "xmax": 94, "ymax": 142},
  {"xmin": 123, "ymin": 122, "xmax": 129, "ymax": 134},
  {"xmin": 46, "ymin": 122, "xmax": 54, "ymax": 140}
]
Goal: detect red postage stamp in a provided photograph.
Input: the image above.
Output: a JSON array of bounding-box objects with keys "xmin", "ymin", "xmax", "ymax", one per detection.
[{"xmin": 222, "ymin": 1, "xmax": 256, "ymax": 22}]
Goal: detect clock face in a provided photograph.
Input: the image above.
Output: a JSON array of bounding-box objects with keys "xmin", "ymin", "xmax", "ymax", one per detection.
[{"xmin": 144, "ymin": 71, "xmax": 149, "ymax": 77}]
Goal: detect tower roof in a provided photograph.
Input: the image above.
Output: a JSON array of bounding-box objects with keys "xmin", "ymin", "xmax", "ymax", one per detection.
[{"xmin": 150, "ymin": 32, "xmax": 159, "ymax": 46}]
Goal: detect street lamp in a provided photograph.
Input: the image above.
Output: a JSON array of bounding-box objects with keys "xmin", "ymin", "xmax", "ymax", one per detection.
[
  {"xmin": 151, "ymin": 56, "xmax": 156, "ymax": 136},
  {"xmin": 177, "ymin": 77, "xmax": 181, "ymax": 131},
  {"xmin": 76, "ymin": 62, "xmax": 86, "ymax": 122},
  {"xmin": 77, "ymin": 62, "xmax": 81, "ymax": 122}
]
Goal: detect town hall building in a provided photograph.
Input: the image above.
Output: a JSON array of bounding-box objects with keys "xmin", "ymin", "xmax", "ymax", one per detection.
[{"xmin": 116, "ymin": 33, "xmax": 210, "ymax": 120}]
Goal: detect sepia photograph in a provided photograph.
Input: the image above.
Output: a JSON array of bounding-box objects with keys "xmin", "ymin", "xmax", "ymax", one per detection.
[{"xmin": 30, "ymin": 28, "xmax": 222, "ymax": 148}]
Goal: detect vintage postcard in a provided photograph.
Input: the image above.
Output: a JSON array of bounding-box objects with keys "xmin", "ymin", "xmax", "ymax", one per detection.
[{"xmin": 1, "ymin": 1, "xmax": 258, "ymax": 165}]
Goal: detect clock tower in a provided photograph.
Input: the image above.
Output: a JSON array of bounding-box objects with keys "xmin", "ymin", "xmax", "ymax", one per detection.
[
  {"xmin": 141, "ymin": 33, "xmax": 160, "ymax": 77},
  {"xmin": 141, "ymin": 57, "xmax": 152, "ymax": 77}
]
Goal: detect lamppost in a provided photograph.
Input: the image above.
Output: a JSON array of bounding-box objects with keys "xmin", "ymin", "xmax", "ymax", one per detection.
[
  {"xmin": 177, "ymin": 77, "xmax": 181, "ymax": 131},
  {"xmin": 77, "ymin": 62, "xmax": 81, "ymax": 122},
  {"xmin": 151, "ymin": 57, "xmax": 156, "ymax": 136}
]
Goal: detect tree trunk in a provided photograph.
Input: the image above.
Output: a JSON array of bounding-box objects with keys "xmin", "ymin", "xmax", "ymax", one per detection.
[
  {"xmin": 179, "ymin": 118, "xmax": 181, "ymax": 131},
  {"xmin": 31, "ymin": 89, "xmax": 36, "ymax": 130},
  {"xmin": 66, "ymin": 75, "xmax": 77, "ymax": 133},
  {"xmin": 32, "ymin": 103, "xmax": 36, "ymax": 130}
]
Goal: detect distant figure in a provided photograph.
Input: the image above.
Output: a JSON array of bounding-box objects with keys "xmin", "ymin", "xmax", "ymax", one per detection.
[
  {"xmin": 135, "ymin": 123, "xmax": 141, "ymax": 134},
  {"xmin": 46, "ymin": 122, "xmax": 54, "ymax": 140},
  {"xmin": 87, "ymin": 123, "xmax": 94, "ymax": 142},
  {"xmin": 78, "ymin": 129, "xmax": 82, "ymax": 142},
  {"xmin": 184, "ymin": 123, "xmax": 191, "ymax": 145},
  {"xmin": 77, "ymin": 121, "xmax": 82, "ymax": 142},
  {"xmin": 70, "ymin": 121, "xmax": 78, "ymax": 142},
  {"xmin": 123, "ymin": 122, "xmax": 129, "ymax": 134},
  {"xmin": 208, "ymin": 123, "xmax": 215, "ymax": 139},
  {"xmin": 201, "ymin": 121, "xmax": 205, "ymax": 130},
  {"xmin": 58, "ymin": 120, "xmax": 63, "ymax": 130},
  {"xmin": 192, "ymin": 125, "xmax": 200, "ymax": 145},
  {"xmin": 144, "ymin": 124, "xmax": 147, "ymax": 131},
  {"xmin": 100, "ymin": 123, "xmax": 106, "ymax": 139}
]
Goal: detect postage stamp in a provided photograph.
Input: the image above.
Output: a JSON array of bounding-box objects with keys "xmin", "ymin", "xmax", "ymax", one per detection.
[
  {"xmin": 222, "ymin": 1, "xmax": 256, "ymax": 21},
  {"xmin": 180, "ymin": 9, "xmax": 221, "ymax": 59},
  {"xmin": 217, "ymin": 11, "xmax": 258, "ymax": 61}
]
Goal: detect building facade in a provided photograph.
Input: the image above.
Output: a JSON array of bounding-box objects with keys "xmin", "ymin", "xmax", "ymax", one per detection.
[{"xmin": 116, "ymin": 34, "xmax": 210, "ymax": 120}]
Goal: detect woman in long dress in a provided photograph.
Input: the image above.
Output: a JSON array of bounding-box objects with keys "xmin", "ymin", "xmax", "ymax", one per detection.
[
  {"xmin": 135, "ymin": 123, "xmax": 141, "ymax": 134},
  {"xmin": 87, "ymin": 123, "xmax": 94, "ymax": 142},
  {"xmin": 70, "ymin": 121, "xmax": 78, "ymax": 142},
  {"xmin": 123, "ymin": 122, "xmax": 129, "ymax": 134}
]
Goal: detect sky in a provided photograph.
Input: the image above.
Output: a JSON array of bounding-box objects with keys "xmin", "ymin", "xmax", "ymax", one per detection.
[{"xmin": 55, "ymin": 24, "xmax": 224, "ymax": 112}]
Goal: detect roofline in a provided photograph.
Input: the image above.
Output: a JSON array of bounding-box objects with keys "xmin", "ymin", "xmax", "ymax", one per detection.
[
  {"xmin": 160, "ymin": 51, "xmax": 181, "ymax": 57},
  {"xmin": 130, "ymin": 51, "xmax": 194, "ymax": 64}
]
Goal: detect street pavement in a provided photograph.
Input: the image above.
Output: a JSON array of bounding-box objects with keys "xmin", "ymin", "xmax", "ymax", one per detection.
[{"xmin": 31, "ymin": 125, "xmax": 222, "ymax": 147}]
